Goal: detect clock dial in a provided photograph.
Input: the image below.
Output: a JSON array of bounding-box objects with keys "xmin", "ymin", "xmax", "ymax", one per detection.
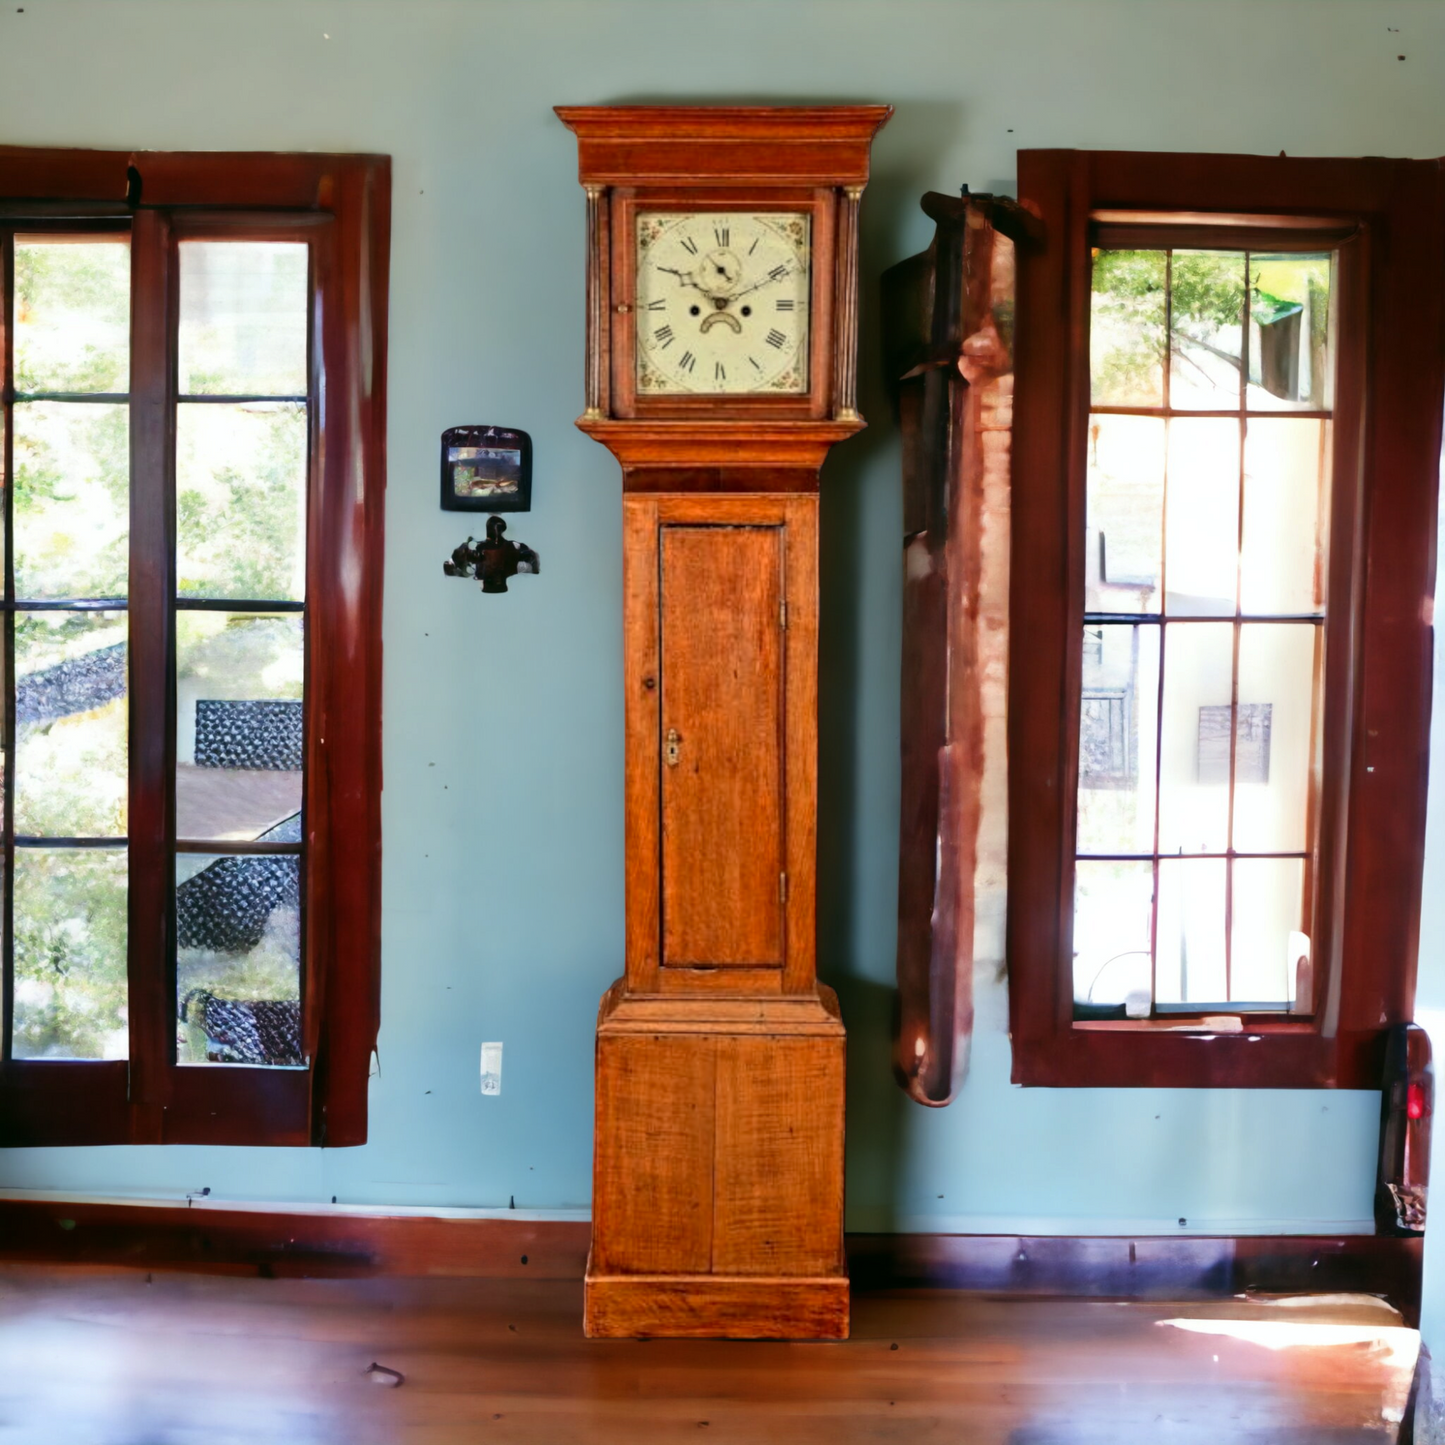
[{"xmin": 635, "ymin": 212, "xmax": 810, "ymax": 396}]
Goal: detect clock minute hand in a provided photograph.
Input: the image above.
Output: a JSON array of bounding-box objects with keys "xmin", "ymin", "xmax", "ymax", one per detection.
[{"xmin": 728, "ymin": 266, "xmax": 792, "ymax": 302}]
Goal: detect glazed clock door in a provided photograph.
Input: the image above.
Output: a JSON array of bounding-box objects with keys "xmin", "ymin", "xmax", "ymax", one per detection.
[{"xmin": 659, "ymin": 522, "xmax": 786, "ymax": 970}]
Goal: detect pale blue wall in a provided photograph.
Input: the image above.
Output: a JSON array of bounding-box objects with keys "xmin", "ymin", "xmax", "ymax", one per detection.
[{"xmin": 1, "ymin": 0, "xmax": 1443, "ymax": 1239}]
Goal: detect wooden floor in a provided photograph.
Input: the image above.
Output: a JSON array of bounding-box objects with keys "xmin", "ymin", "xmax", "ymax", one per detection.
[{"xmin": 0, "ymin": 1265, "xmax": 1418, "ymax": 1443}]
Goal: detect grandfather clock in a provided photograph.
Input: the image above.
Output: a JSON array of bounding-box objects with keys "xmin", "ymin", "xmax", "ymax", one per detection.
[{"xmin": 557, "ymin": 105, "xmax": 890, "ymax": 1340}]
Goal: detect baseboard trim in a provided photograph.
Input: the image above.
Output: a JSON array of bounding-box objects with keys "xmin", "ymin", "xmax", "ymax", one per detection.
[{"xmin": 0, "ymin": 1198, "xmax": 1421, "ymax": 1323}]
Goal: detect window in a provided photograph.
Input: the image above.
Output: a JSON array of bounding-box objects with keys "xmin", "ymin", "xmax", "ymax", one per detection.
[
  {"xmin": 0, "ymin": 150, "xmax": 389, "ymax": 1144},
  {"xmin": 1008, "ymin": 151, "xmax": 1444, "ymax": 1088}
]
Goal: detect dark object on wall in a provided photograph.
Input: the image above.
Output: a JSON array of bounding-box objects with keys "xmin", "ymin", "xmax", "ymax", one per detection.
[
  {"xmin": 181, "ymin": 988, "xmax": 303, "ymax": 1067},
  {"xmin": 442, "ymin": 517, "xmax": 539, "ymax": 593},
  {"xmin": 1375, "ymin": 1022, "xmax": 1432, "ymax": 1235},
  {"xmin": 195, "ymin": 699, "xmax": 303, "ymax": 771},
  {"xmin": 882, "ymin": 191, "xmax": 1036, "ymax": 1107},
  {"xmin": 440, "ymin": 425, "xmax": 532, "ymax": 512}
]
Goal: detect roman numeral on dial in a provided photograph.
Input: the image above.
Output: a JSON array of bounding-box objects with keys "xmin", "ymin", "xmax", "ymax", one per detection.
[
  {"xmin": 714, "ymin": 224, "xmax": 730, "ymax": 247},
  {"xmin": 647, "ymin": 299, "xmax": 666, "ymax": 311},
  {"xmin": 679, "ymin": 235, "xmax": 699, "ymax": 255},
  {"xmin": 775, "ymin": 298, "xmax": 795, "ymax": 311},
  {"xmin": 766, "ymin": 328, "xmax": 788, "ymax": 350},
  {"xmin": 768, "ymin": 264, "xmax": 788, "ymax": 282},
  {"xmin": 680, "ymin": 350, "xmax": 696, "ymax": 373},
  {"xmin": 654, "ymin": 325, "xmax": 674, "ymax": 349},
  {"xmin": 715, "ymin": 362, "xmax": 726, "ymax": 382}
]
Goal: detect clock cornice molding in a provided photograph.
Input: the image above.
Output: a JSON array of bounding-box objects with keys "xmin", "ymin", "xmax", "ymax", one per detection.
[
  {"xmin": 555, "ymin": 105, "xmax": 892, "ymax": 186},
  {"xmin": 575, "ymin": 416, "xmax": 864, "ymax": 474}
]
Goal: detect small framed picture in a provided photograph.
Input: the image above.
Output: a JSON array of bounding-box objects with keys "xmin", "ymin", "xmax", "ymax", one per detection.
[{"xmin": 440, "ymin": 425, "xmax": 532, "ymax": 512}]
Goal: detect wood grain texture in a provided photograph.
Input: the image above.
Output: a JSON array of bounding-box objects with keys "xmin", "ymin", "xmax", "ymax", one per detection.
[
  {"xmin": 712, "ymin": 1035, "xmax": 844, "ymax": 1277},
  {"xmin": 661, "ymin": 525, "xmax": 784, "ymax": 967},
  {"xmin": 0, "ymin": 1265, "xmax": 1418, "ymax": 1441},
  {"xmin": 556, "ymin": 105, "xmax": 892, "ymax": 187},
  {"xmin": 622, "ymin": 495, "xmax": 663, "ymax": 992},
  {"xmin": 885, "ymin": 194, "xmax": 1026, "ymax": 1105},
  {"xmin": 0, "ymin": 150, "xmax": 388, "ymax": 1149},
  {"xmin": 585, "ymin": 1270, "xmax": 849, "ymax": 1339},
  {"xmin": 591, "ymin": 1033, "xmax": 714, "ymax": 1276},
  {"xmin": 1007, "ymin": 149, "xmax": 1445, "ymax": 1089},
  {"xmin": 0, "ymin": 1200, "xmax": 1422, "ymax": 1325},
  {"xmin": 563, "ymin": 108, "xmax": 884, "ymax": 1340}
]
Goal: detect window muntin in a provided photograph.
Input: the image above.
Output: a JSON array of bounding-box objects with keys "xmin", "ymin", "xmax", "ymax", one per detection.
[
  {"xmin": 173, "ymin": 241, "xmax": 309, "ymax": 1069},
  {"xmin": 6, "ymin": 235, "xmax": 131, "ymax": 1060},
  {"xmin": 1, "ymin": 232, "xmax": 312, "ymax": 1069},
  {"xmin": 1074, "ymin": 246, "xmax": 1334, "ymax": 1019}
]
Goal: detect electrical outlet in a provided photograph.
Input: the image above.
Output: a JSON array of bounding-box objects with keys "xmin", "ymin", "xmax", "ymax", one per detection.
[{"xmin": 480, "ymin": 1041, "xmax": 503, "ymax": 1096}]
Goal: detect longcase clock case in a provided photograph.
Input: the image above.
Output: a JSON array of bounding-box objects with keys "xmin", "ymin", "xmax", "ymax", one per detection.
[{"xmin": 558, "ymin": 105, "xmax": 889, "ymax": 1340}]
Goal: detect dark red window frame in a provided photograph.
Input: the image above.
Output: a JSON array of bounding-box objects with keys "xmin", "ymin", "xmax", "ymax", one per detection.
[
  {"xmin": 0, "ymin": 148, "xmax": 388, "ymax": 1144},
  {"xmin": 1008, "ymin": 150, "xmax": 1444, "ymax": 1088}
]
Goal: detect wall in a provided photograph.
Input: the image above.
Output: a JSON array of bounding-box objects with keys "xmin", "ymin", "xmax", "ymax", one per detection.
[{"xmin": 1, "ymin": 0, "xmax": 1443, "ymax": 1238}]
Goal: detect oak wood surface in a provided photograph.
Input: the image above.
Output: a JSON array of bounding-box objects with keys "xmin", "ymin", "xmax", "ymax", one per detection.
[
  {"xmin": 712, "ymin": 1036, "xmax": 844, "ymax": 1277},
  {"xmin": 660, "ymin": 525, "xmax": 784, "ymax": 968},
  {"xmin": 0, "ymin": 1265, "xmax": 1417, "ymax": 1443},
  {"xmin": 564, "ymin": 106, "xmax": 884, "ymax": 1339},
  {"xmin": 592, "ymin": 1035, "xmax": 714, "ymax": 1276}
]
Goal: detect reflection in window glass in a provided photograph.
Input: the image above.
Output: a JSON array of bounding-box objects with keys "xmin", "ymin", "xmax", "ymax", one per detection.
[
  {"xmin": 1075, "ymin": 245, "xmax": 1334, "ymax": 1015},
  {"xmin": 178, "ymin": 242, "xmax": 308, "ymax": 396},
  {"xmin": 13, "ymin": 238, "xmax": 130, "ymax": 395},
  {"xmin": 177, "ymin": 851, "xmax": 301, "ymax": 1067},
  {"xmin": 177, "ymin": 402, "xmax": 308, "ymax": 601},
  {"xmin": 12, "ymin": 848, "xmax": 128, "ymax": 1059}
]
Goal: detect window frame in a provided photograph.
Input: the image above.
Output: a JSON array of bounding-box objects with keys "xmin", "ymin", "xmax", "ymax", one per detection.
[
  {"xmin": 0, "ymin": 147, "xmax": 389, "ymax": 1145},
  {"xmin": 1008, "ymin": 150, "xmax": 1444, "ymax": 1089}
]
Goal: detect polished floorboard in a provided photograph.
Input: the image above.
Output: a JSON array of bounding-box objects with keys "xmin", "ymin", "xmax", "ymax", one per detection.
[{"xmin": 0, "ymin": 1265, "xmax": 1417, "ymax": 1444}]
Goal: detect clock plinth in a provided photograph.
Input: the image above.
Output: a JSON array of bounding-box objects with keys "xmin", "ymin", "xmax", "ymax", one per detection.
[{"xmin": 559, "ymin": 103, "xmax": 890, "ymax": 1341}]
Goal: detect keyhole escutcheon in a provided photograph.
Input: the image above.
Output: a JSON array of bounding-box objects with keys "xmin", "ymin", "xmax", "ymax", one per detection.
[{"xmin": 665, "ymin": 728, "xmax": 682, "ymax": 767}]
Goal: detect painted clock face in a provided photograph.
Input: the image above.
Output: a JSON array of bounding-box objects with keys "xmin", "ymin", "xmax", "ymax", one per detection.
[{"xmin": 635, "ymin": 212, "xmax": 811, "ymax": 396}]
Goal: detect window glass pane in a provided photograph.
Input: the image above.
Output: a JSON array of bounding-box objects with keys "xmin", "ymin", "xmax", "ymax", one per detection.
[
  {"xmin": 1247, "ymin": 254, "xmax": 1333, "ymax": 412},
  {"xmin": 1232, "ymin": 623, "xmax": 1320, "ymax": 854},
  {"xmin": 1077, "ymin": 623, "xmax": 1159, "ymax": 856},
  {"xmin": 178, "ymin": 242, "xmax": 308, "ymax": 397},
  {"xmin": 1085, "ymin": 415, "xmax": 1163, "ymax": 614},
  {"xmin": 1231, "ymin": 857, "xmax": 1305, "ymax": 1006},
  {"xmin": 1157, "ymin": 621, "xmax": 1233, "ymax": 855},
  {"xmin": 1073, "ymin": 859, "xmax": 1153, "ymax": 1009},
  {"xmin": 1164, "ymin": 417, "xmax": 1238, "ymax": 616},
  {"xmin": 177, "ymin": 853, "xmax": 301, "ymax": 1067},
  {"xmin": 177, "ymin": 402, "xmax": 307, "ymax": 601},
  {"xmin": 13, "ymin": 401, "xmax": 129, "ymax": 599},
  {"xmin": 176, "ymin": 612, "xmax": 303, "ymax": 843},
  {"xmin": 13, "ymin": 237, "xmax": 129, "ymax": 395},
  {"xmin": 15, "ymin": 611, "xmax": 127, "ymax": 837},
  {"xmin": 11, "ymin": 847, "xmax": 127, "ymax": 1059},
  {"xmin": 1168, "ymin": 251, "xmax": 1245, "ymax": 411},
  {"xmin": 1240, "ymin": 418, "xmax": 1330, "ymax": 615},
  {"xmin": 1090, "ymin": 250, "xmax": 1165, "ymax": 408},
  {"xmin": 1155, "ymin": 857, "xmax": 1227, "ymax": 1006}
]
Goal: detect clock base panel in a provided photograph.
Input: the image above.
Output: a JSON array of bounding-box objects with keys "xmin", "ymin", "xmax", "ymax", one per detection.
[{"xmin": 584, "ymin": 1265, "xmax": 849, "ymax": 1340}]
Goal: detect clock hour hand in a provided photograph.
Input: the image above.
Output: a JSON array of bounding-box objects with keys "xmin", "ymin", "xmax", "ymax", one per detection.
[{"xmin": 657, "ymin": 265, "xmax": 706, "ymax": 293}]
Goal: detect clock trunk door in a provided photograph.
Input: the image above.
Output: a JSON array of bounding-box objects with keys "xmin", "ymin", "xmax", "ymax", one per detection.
[{"xmin": 660, "ymin": 524, "xmax": 785, "ymax": 970}]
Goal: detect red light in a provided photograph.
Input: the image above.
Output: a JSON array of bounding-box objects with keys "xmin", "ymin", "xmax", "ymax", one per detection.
[{"xmin": 1407, "ymin": 1082, "xmax": 1426, "ymax": 1121}]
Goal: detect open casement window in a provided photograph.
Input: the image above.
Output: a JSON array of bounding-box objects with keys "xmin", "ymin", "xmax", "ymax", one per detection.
[
  {"xmin": 1008, "ymin": 151, "xmax": 1445, "ymax": 1088},
  {"xmin": 0, "ymin": 150, "xmax": 388, "ymax": 1144}
]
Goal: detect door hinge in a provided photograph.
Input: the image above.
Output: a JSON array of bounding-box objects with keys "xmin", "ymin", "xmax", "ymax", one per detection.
[
  {"xmin": 780, "ymin": 600, "xmax": 788, "ymax": 630},
  {"xmin": 780, "ymin": 871, "xmax": 788, "ymax": 903}
]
